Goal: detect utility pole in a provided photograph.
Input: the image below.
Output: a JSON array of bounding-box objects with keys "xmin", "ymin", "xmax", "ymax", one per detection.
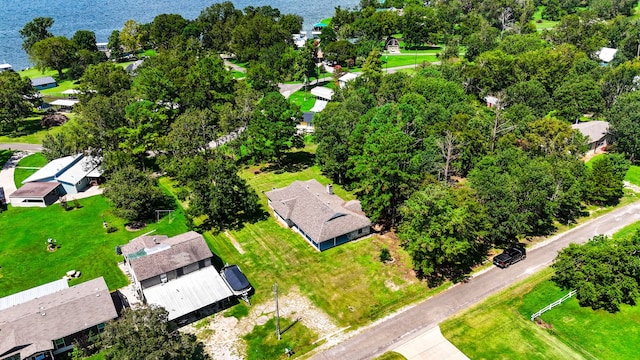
[{"xmin": 273, "ymin": 283, "xmax": 281, "ymax": 340}]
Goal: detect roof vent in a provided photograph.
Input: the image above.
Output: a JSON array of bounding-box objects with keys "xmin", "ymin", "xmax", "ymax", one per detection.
[
  {"xmin": 153, "ymin": 237, "xmax": 158, "ymax": 244},
  {"xmin": 327, "ymin": 184, "xmax": 333, "ymax": 195}
]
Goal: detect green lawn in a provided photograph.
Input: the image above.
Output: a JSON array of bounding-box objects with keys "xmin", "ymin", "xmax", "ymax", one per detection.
[
  {"xmin": 374, "ymin": 352, "xmax": 407, "ymax": 360},
  {"xmin": 0, "ymin": 195, "xmax": 188, "ymax": 296},
  {"xmin": 288, "ymin": 88, "xmax": 317, "ymax": 112},
  {"xmin": 244, "ymin": 317, "xmax": 318, "ymax": 360},
  {"xmin": 625, "ymin": 165, "xmax": 640, "ymax": 186},
  {"xmin": 532, "ymin": 6, "xmax": 559, "ymax": 30},
  {"xmin": 384, "ymin": 55, "xmax": 439, "ymax": 68},
  {"xmin": 442, "ymin": 220, "xmax": 640, "ymax": 360},
  {"xmin": 14, "ymin": 153, "xmax": 48, "ymax": 188},
  {"xmin": 0, "ymin": 116, "xmax": 63, "ymax": 144}
]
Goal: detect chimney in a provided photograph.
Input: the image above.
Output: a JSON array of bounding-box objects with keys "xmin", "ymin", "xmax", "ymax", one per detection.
[{"xmin": 327, "ymin": 184, "xmax": 333, "ymax": 195}]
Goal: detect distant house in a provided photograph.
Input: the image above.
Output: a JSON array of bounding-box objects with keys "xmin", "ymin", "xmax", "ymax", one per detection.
[
  {"xmin": 311, "ymin": 22, "xmax": 327, "ymax": 38},
  {"xmin": 121, "ymin": 231, "xmax": 247, "ymax": 321},
  {"xmin": 47, "ymin": 99, "xmax": 79, "ymax": 112},
  {"xmin": 572, "ymin": 120, "xmax": 611, "ymax": 154},
  {"xmin": 265, "ymin": 180, "xmax": 372, "ymax": 251},
  {"xmin": 339, "ymin": 72, "xmax": 359, "ymax": 88},
  {"xmin": 31, "ymin": 76, "xmax": 57, "ymax": 90},
  {"xmin": 597, "ymin": 47, "xmax": 618, "ymax": 65},
  {"xmin": 0, "ymin": 277, "xmax": 118, "ymax": 360},
  {"xmin": 96, "ymin": 42, "xmax": 108, "ymax": 52},
  {"xmin": 484, "ymin": 95, "xmax": 503, "ymax": 109},
  {"xmin": 0, "ymin": 63, "xmax": 13, "ymax": 72},
  {"xmin": 292, "ymin": 31, "xmax": 308, "ymax": 48}
]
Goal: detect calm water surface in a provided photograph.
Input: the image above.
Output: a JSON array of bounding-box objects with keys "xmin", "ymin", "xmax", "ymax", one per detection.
[{"xmin": 0, "ymin": 0, "xmax": 358, "ymax": 70}]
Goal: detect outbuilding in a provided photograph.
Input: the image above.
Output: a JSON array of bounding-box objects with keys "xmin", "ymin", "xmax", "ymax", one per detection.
[
  {"xmin": 9, "ymin": 181, "xmax": 61, "ymax": 207},
  {"xmin": 31, "ymin": 76, "xmax": 57, "ymax": 90}
]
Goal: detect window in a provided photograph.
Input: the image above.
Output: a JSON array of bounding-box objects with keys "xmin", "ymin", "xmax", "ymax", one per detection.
[
  {"xmin": 358, "ymin": 228, "xmax": 363, "ymax": 234},
  {"xmin": 160, "ymin": 273, "xmax": 168, "ymax": 283},
  {"xmin": 54, "ymin": 337, "xmax": 66, "ymax": 349},
  {"xmin": 97, "ymin": 322, "xmax": 105, "ymax": 333}
]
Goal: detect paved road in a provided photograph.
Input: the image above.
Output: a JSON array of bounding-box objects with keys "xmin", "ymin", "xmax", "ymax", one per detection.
[
  {"xmin": 311, "ymin": 200, "xmax": 640, "ymax": 360},
  {"xmin": 0, "ymin": 143, "xmax": 42, "ymax": 152}
]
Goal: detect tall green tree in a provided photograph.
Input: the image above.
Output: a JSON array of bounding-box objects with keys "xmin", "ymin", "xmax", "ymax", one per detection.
[
  {"xmin": 552, "ymin": 233, "xmax": 640, "ymax": 312},
  {"xmin": 0, "ymin": 71, "xmax": 37, "ymax": 133},
  {"xmin": 101, "ymin": 305, "xmax": 209, "ymax": 360},
  {"xmin": 29, "ymin": 36, "xmax": 75, "ymax": 78},
  {"xmin": 149, "ymin": 14, "xmax": 189, "ymax": 49},
  {"xmin": 180, "ymin": 151, "xmax": 261, "ymax": 231},
  {"xmin": 80, "ymin": 62, "xmax": 131, "ymax": 97},
  {"xmin": 584, "ymin": 153, "xmax": 629, "ymax": 206},
  {"xmin": 398, "ymin": 183, "xmax": 489, "ymax": 285},
  {"xmin": 244, "ymin": 92, "xmax": 302, "ymax": 164},
  {"xmin": 608, "ymin": 91, "xmax": 640, "ymax": 162},
  {"xmin": 19, "ymin": 17, "xmax": 54, "ymax": 53},
  {"xmin": 103, "ymin": 166, "xmax": 174, "ymax": 222},
  {"xmin": 181, "ymin": 55, "xmax": 234, "ymax": 110},
  {"xmin": 108, "ymin": 30, "xmax": 123, "ymax": 60},
  {"xmin": 71, "ymin": 30, "xmax": 98, "ymax": 52}
]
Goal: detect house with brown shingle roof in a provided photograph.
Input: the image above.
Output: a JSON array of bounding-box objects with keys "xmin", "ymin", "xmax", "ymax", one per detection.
[
  {"xmin": 0, "ymin": 277, "xmax": 117, "ymax": 360},
  {"xmin": 120, "ymin": 231, "xmax": 237, "ymax": 321},
  {"xmin": 265, "ymin": 179, "xmax": 371, "ymax": 251}
]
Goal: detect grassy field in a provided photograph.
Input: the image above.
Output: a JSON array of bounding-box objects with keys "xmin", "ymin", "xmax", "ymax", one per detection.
[
  {"xmin": 244, "ymin": 317, "xmax": 318, "ymax": 360},
  {"xmin": 13, "ymin": 153, "xmax": 46, "ymax": 188},
  {"xmin": 0, "ymin": 116, "xmax": 64, "ymax": 144},
  {"xmin": 532, "ymin": 6, "xmax": 559, "ymax": 30},
  {"xmin": 384, "ymin": 54, "xmax": 439, "ymax": 68},
  {"xmin": 625, "ymin": 165, "xmax": 640, "ymax": 186},
  {"xmin": 442, "ymin": 220, "xmax": 640, "ymax": 360},
  {"xmin": 182, "ymin": 154, "xmax": 438, "ymax": 329},
  {"xmin": 0, "ymin": 195, "xmax": 188, "ymax": 296},
  {"xmin": 288, "ymin": 88, "xmax": 317, "ymax": 112}
]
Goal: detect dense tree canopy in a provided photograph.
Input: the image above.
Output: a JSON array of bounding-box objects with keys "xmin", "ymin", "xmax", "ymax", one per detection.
[
  {"xmin": 19, "ymin": 17, "xmax": 54, "ymax": 53},
  {"xmin": 101, "ymin": 305, "xmax": 209, "ymax": 360},
  {"xmin": 552, "ymin": 233, "xmax": 640, "ymax": 312},
  {"xmin": 29, "ymin": 36, "xmax": 75, "ymax": 78},
  {"xmin": 0, "ymin": 72, "xmax": 37, "ymax": 133}
]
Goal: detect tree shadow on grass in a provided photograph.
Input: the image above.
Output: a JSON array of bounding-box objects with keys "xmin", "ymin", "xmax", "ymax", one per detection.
[
  {"xmin": 0, "ymin": 150, "xmax": 12, "ymax": 166},
  {"xmin": 262, "ymin": 150, "xmax": 316, "ymax": 173},
  {"xmin": 2, "ymin": 117, "xmax": 45, "ymax": 138}
]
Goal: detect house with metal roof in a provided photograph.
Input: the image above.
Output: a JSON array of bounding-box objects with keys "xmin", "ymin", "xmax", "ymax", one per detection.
[
  {"xmin": 596, "ymin": 47, "xmax": 618, "ymax": 65},
  {"xmin": 31, "ymin": 76, "xmax": 57, "ymax": 90},
  {"xmin": 572, "ymin": 120, "xmax": 611, "ymax": 154},
  {"xmin": 11, "ymin": 153, "xmax": 101, "ymax": 207},
  {"xmin": 121, "ymin": 231, "xmax": 245, "ymax": 322},
  {"xmin": 0, "ymin": 63, "xmax": 13, "ymax": 72},
  {"xmin": 265, "ymin": 180, "xmax": 371, "ymax": 251},
  {"xmin": 0, "ymin": 277, "xmax": 118, "ymax": 360}
]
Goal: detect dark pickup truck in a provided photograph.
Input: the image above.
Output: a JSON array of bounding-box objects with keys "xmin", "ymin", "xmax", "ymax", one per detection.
[{"xmin": 493, "ymin": 246, "xmax": 526, "ymax": 268}]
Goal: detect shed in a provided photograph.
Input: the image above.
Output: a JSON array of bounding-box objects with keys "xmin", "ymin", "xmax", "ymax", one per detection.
[
  {"xmin": 48, "ymin": 99, "xmax": 79, "ymax": 111},
  {"xmin": 597, "ymin": 47, "xmax": 618, "ymax": 64},
  {"xmin": 31, "ymin": 76, "xmax": 57, "ymax": 90},
  {"xmin": 9, "ymin": 182, "xmax": 61, "ymax": 207},
  {"xmin": 310, "ymin": 86, "xmax": 334, "ymax": 101}
]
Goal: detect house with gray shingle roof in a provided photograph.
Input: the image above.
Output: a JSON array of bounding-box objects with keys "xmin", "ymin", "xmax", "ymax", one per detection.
[
  {"xmin": 121, "ymin": 231, "xmax": 238, "ymax": 321},
  {"xmin": 0, "ymin": 277, "xmax": 117, "ymax": 360},
  {"xmin": 265, "ymin": 179, "xmax": 371, "ymax": 251},
  {"xmin": 572, "ymin": 120, "xmax": 610, "ymax": 155}
]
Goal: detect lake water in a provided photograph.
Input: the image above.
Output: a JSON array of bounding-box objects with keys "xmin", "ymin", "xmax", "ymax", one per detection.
[{"xmin": 0, "ymin": 0, "xmax": 358, "ymax": 71}]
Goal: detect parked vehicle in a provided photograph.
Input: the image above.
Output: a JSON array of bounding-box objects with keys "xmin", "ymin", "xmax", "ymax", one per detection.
[{"xmin": 493, "ymin": 246, "xmax": 526, "ymax": 268}]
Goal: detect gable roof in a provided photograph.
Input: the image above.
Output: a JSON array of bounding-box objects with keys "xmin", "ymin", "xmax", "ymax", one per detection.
[
  {"xmin": 310, "ymin": 86, "xmax": 334, "ymax": 100},
  {"xmin": 123, "ymin": 231, "xmax": 213, "ymax": 281},
  {"xmin": 265, "ymin": 180, "xmax": 371, "ymax": 243},
  {"xmin": 572, "ymin": 121, "xmax": 609, "ymax": 143},
  {"xmin": 0, "ymin": 277, "xmax": 117, "ymax": 359},
  {"xmin": 31, "ymin": 76, "xmax": 56, "ymax": 87},
  {"xmin": 22, "ymin": 154, "xmax": 101, "ymax": 185}
]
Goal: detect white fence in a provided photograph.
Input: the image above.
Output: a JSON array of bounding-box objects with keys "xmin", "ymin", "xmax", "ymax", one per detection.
[{"xmin": 530, "ymin": 290, "xmax": 577, "ymax": 321}]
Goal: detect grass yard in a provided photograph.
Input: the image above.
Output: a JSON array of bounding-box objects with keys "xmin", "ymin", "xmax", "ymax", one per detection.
[
  {"xmin": 532, "ymin": 6, "xmax": 559, "ymax": 30},
  {"xmin": 288, "ymin": 89, "xmax": 317, "ymax": 112},
  {"xmin": 0, "ymin": 195, "xmax": 188, "ymax": 296},
  {"xmin": 185, "ymin": 155, "xmax": 436, "ymax": 329},
  {"xmin": 13, "ymin": 152, "xmax": 48, "ymax": 188},
  {"xmin": 384, "ymin": 55, "xmax": 439, "ymax": 68},
  {"xmin": 625, "ymin": 165, "xmax": 640, "ymax": 186},
  {"xmin": 244, "ymin": 317, "xmax": 318, "ymax": 360},
  {"xmin": 0, "ymin": 116, "xmax": 63, "ymax": 144},
  {"xmin": 442, "ymin": 220, "xmax": 640, "ymax": 360}
]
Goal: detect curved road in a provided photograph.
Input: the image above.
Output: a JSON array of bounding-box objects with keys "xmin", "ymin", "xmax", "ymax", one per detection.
[{"xmin": 311, "ymin": 200, "xmax": 640, "ymax": 360}]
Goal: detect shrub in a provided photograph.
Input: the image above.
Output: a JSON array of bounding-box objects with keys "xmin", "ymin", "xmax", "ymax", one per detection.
[{"xmin": 379, "ymin": 247, "xmax": 392, "ymax": 263}]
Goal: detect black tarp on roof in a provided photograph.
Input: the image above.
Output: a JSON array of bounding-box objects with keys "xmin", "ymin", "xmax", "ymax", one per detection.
[{"xmin": 222, "ymin": 265, "xmax": 250, "ymax": 292}]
